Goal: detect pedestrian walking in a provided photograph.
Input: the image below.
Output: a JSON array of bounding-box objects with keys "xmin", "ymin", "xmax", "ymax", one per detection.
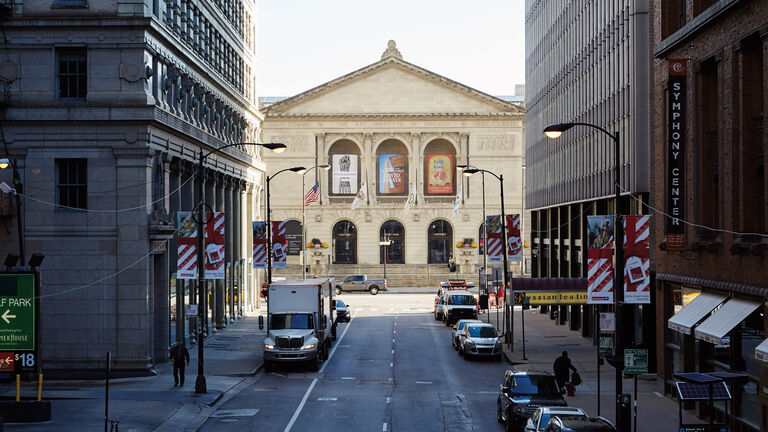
[
  {"xmin": 553, "ymin": 350, "xmax": 577, "ymax": 393},
  {"xmin": 169, "ymin": 338, "xmax": 190, "ymax": 387}
]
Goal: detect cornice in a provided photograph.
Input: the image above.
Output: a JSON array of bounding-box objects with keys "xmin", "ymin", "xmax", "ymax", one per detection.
[{"xmin": 265, "ymin": 112, "xmax": 523, "ymax": 120}]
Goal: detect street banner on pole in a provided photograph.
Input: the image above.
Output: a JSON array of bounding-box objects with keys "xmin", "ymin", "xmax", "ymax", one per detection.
[
  {"xmin": 403, "ymin": 184, "xmax": 417, "ymax": 214},
  {"xmin": 452, "ymin": 183, "xmax": 462, "ymax": 216},
  {"xmin": 252, "ymin": 222, "xmax": 267, "ymax": 268},
  {"xmin": 177, "ymin": 212, "xmax": 197, "ymax": 279},
  {"xmin": 204, "ymin": 211, "xmax": 225, "ymax": 279},
  {"xmin": 666, "ymin": 59, "xmax": 687, "ymax": 250},
  {"xmin": 623, "ymin": 215, "xmax": 651, "ymax": 304},
  {"xmin": 587, "ymin": 215, "xmax": 614, "ymax": 304},
  {"xmin": 272, "ymin": 221, "xmax": 287, "ymax": 269},
  {"xmin": 351, "ymin": 183, "xmax": 367, "ymax": 209},
  {"xmin": 507, "ymin": 214, "xmax": 522, "ymax": 262},
  {"xmin": 486, "ymin": 215, "xmax": 503, "ymax": 263}
]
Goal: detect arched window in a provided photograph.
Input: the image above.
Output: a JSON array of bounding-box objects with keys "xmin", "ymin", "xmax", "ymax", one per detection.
[
  {"xmin": 376, "ymin": 139, "xmax": 409, "ymax": 196},
  {"xmin": 328, "ymin": 139, "xmax": 361, "ymax": 196},
  {"xmin": 285, "ymin": 220, "xmax": 302, "ymax": 256},
  {"xmin": 333, "ymin": 220, "xmax": 357, "ymax": 264},
  {"xmin": 423, "ymin": 139, "xmax": 456, "ymax": 196},
  {"xmin": 380, "ymin": 220, "xmax": 404, "ymax": 264},
  {"xmin": 428, "ymin": 219, "xmax": 453, "ymax": 264}
]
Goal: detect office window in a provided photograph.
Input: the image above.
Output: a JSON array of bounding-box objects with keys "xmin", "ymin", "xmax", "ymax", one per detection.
[
  {"xmin": 57, "ymin": 48, "xmax": 87, "ymax": 100},
  {"xmin": 56, "ymin": 159, "xmax": 87, "ymax": 209},
  {"xmin": 739, "ymin": 34, "xmax": 765, "ymax": 234},
  {"xmin": 696, "ymin": 58, "xmax": 720, "ymax": 238}
]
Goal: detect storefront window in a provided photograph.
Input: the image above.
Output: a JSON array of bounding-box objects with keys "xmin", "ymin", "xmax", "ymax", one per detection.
[
  {"xmin": 428, "ymin": 219, "xmax": 452, "ymax": 264},
  {"xmin": 333, "ymin": 220, "xmax": 357, "ymax": 264},
  {"xmin": 380, "ymin": 220, "xmax": 404, "ymax": 264}
]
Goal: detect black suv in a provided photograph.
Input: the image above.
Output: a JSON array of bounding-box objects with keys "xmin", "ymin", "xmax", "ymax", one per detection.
[{"xmin": 496, "ymin": 370, "xmax": 566, "ymax": 432}]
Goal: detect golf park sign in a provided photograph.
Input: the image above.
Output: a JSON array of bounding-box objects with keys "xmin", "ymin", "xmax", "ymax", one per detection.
[{"xmin": 0, "ymin": 273, "xmax": 38, "ymax": 374}]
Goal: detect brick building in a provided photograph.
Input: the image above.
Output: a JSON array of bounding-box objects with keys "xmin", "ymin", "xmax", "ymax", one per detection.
[{"xmin": 652, "ymin": 1, "xmax": 768, "ymax": 430}]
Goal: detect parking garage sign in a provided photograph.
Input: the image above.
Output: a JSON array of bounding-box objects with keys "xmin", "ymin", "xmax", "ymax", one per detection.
[{"xmin": 0, "ymin": 274, "xmax": 35, "ymax": 351}]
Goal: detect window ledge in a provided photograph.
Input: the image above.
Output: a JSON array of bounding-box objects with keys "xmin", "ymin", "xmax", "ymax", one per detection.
[{"xmin": 729, "ymin": 235, "xmax": 768, "ymax": 256}]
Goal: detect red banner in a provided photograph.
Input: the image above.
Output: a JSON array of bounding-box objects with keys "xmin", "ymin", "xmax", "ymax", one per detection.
[
  {"xmin": 177, "ymin": 212, "xmax": 197, "ymax": 279},
  {"xmin": 252, "ymin": 222, "xmax": 268, "ymax": 269},
  {"xmin": 506, "ymin": 214, "xmax": 522, "ymax": 261},
  {"xmin": 587, "ymin": 215, "xmax": 614, "ymax": 304},
  {"xmin": 272, "ymin": 221, "xmax": 287, "ymax": 269},
  {"xmin": 204, "ymin": 212, "xmax": 225, "ymax": 279},
  {"xmin": 623, "ymin": 215, "xmax": 650, "ymax": 304}
]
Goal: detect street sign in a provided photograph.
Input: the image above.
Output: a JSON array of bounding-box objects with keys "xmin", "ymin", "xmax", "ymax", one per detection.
[
  {"xmin": 624, "ymin": 349, "xmax": 649, "ymax": 374},
  {"xmin": 599, "ymin": 337, "xmax": 613, "ymax": 357},
  {"xmin": 679, "ymin": 425, "xmax": 729, "ymax": 432},
  {"xmin": 0, "ymin": 273, "xmax": 38, "ymax": 374},
  {"xmin": 522, "ymin": 296, "xmax": 530, "ymax": 310},
  {"xmin": 600, "ymin": 312, "xmax": 615, "ymax": 334},
  {"xmin": 185, "ymin": 304, "xmax": 199, "ymax": 317}
]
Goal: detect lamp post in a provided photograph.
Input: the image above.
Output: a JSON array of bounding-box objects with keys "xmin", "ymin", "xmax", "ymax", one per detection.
[
  {"xmin": 379, "ymin": 233, "xmax": 392, "ymax": 280},
  {"xmin": 462, "ymin": 168, "xmax": 511, "ymax": 346},
  {"xmin": 458, "ymin": 164, "xmax": 489, "ymax": 323},
  {"xmin": 302, "ymin": 165, "xmax": 330, "ymax": 279},
  {"xmin": 0, "ymin": 157, "xmax": 25, "ymax": 267},
  {"xmin": 266, "ymin": 166, "xmax": 306, "ymax": 286},
  {"xmin": 544, "ymin": 121, "xmax": 625, "ymax": 422},
  {"xmin": 193, "ymin": 142, "xmax": 286, "ymax": 395}
]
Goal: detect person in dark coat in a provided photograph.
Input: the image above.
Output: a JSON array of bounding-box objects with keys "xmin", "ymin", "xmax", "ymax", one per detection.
[
  {"xmin": 553, "ymin": 350, "xmax": 577, "ymax": 392},
  {"xmin": 169, "ymin": 338, "xmax": 190, "ymax": 387}
]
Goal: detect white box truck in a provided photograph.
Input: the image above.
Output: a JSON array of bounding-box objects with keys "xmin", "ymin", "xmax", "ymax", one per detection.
[{"xmin": 258, "ymin": 278, "xmax": 336, "ymax": 372}]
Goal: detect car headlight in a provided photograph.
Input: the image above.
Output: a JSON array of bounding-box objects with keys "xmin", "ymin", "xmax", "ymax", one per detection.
[
  {"xmin": 465, "ymin": 340, "xmax": 475, "ymax": 347},
  {"xmin": 302, "ymin": 344, "xmax": 316, "ymax": 350},
  {"xmin": 264, "ymin": 344, "xmax": 275, "ymax": 350}
]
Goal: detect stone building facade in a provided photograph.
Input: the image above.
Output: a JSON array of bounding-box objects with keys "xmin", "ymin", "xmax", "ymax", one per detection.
[
  {"xmin": 0, "ymin": 0, "xmax": 263, "ymax": 371},
  {"xmin": 261, "ymin": 42, "xmax": 526, "ymax": 288},
  {"xmin": 651, "ymin": 1, "xmax": 768, "ymax": 429}
]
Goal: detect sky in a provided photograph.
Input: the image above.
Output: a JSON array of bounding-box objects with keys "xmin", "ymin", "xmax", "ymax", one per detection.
[{"xmin": 257, "ymin": 0, "xmax": 526, "ymax": 98}]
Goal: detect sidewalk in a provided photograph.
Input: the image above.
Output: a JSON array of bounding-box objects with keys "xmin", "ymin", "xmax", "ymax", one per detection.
[
  {"xmin": 484, "ymin": 305, "xmax": 698, "ymax": 430},
  {"xmin": 3, "ymin": 308, "xmax": 266, "ymax": 431}
]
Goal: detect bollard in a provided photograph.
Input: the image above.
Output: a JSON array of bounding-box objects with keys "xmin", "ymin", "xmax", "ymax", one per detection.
[
  {"xmin": 15, "ymin": 375, "xmax": 19, "ymax": 402},
  {"xmin": 37, "ymin": 374, "xmax": 43, "ymax": 402}
]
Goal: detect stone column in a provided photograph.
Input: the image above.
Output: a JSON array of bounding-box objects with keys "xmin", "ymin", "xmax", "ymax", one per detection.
[
  {"xmin": 231, "ymin": 179, "xmax": 240, "ymax": 322},
  {"xmin": 204, "ymin": 169, "xmax": 216, "ymax": 334},
  {"xmin": 181, "ymin": 160, "xmax": 197, "ymax": 342},
  {"xmin": 215, "ymin": 172, "xmax": 226, "ymax": 329},
  {"xmin": 246, "ymin": 182, "xmax": 256, "ymax": 311},
  {"xmin": 224, "ymin": 175, "xmax": 234, "ymax": 325},
  {"xmin": 168, "ymin": 158, "xmax": 184, "ymax": 343}
]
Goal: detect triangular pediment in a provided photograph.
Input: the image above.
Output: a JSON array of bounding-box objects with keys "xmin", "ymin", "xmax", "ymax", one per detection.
[{"xmin": 264, "ymin": 55, "xmax": 521, "ymax": 116}]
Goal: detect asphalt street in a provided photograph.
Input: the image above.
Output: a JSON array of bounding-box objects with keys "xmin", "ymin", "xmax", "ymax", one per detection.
[{"xmin": 199, "ymin": 294, "xmax": 507, "ymax": 432}]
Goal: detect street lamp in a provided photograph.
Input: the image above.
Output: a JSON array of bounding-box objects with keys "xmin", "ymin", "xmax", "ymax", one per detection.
[
  {"xmin": 462, "ymin": 168, "xmax": 511, "ymax": 346},
  {"xmin": 266, "ymin": 166, "xmax": 306, "ymax": 286},
  {"xmin": 193, "ymin": 142, "xmax": 286, "ymax": 395},
  {"xmin": 302, "ymin": 164, "xmax": 330, "ymax": 279},
  {"xmin": 457, "ymin": 164, "xmax": 490, "ymax": 324},
  {"xmin": 0, "ymin": 157, "xmax": 25, "ymax": 267},
  {"xmin": 379, "ymin": 234, "xmax": 392, "ymax": 280},
  {"xmin": 544, "ymin": 121, "xmax": 625, "ymax": 421}
]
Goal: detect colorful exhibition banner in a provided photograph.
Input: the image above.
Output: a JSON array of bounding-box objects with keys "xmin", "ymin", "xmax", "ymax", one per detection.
[
  {"xmin": 507, "ymin": 214, "xmax": 522, "ymax": 262},
  {"xmin": 252, "ymin": 221, "xmax": 268, "ymax": 269},
  {"xmin": 272, "ymin": 221, "xmax": 288, "ymax": 268},
  {"xmin": 177, "ymin": 212, "xmax": 197, "ymax": 279},
  {"xmin": 426, "ymin": 154, "xmax": 453, "ymax": 194},
  {"xmin": 332, "ymin": 154, "xmax": 357, "ymax": 195},
  {"xmin": 204, "ymin": 212, "xmax": 225, "ymax": 279},
  {"xmin": 623, "ymin": 215, "xmax": 651, "ymax": 304},
  {"xmin": 486, "ymin": 215, "xmax": 503, "ymax": 263},
  {"xmin": 378, "ymin": 154, "xmax": 407, "ymax": 194},
  {"xmin": 666, "ymin": 59, "xmax": 687, "ymax": 250},
  {"xmin": 587, "ymin": 215, "xmax": 614, "ymax": 304}
]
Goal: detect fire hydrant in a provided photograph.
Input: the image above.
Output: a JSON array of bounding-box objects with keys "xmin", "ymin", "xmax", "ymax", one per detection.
[{"xmin": 564, "ymin": 381, "xmax": 575, "ymax": 396}]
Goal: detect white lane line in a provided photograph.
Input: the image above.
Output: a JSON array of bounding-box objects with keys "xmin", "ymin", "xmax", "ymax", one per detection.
[
  {"xmin": 284, "ymin": 314, "xmax": 353, "ymax": 432},
  {"xmin": 383, "ymin": 423, "xmax": 387, "ymax": 431},
  {"xmin": 393, "ymin": 330, "xmax": 396, "ymax": 334},
  {"xmin": 478, "ymin": 391, "xmax": 497, "ymax": 394},
  {"xmin": 338, "ymin": 345, "xmax": 351, "ymax": 348},
  {"xmin": 390, "ymin": 362, "xmax": 393, "ymax": 367},
  {"xmin": 341, "ymin": 377, "xmax": 355, "ymax": 380},
  {"xmin": 415, "ymin": 381, "xmax": 432, "ymax": 385},
  {"xmin": 386, "ymin": 397, "xmax": 391, "ymax": 404},
  {"xmin": 392, "ymin": 338, "xmax": 395, "ymax": 343},
  {"xmin": 391, "ymin": 349, "xmax": 394, "ymax": 354},
  {"xmin": 317, "ymin": 397, "xmax": 337, "ymax": 401},
  {"xmin": 271, "ymin": 373, "xmax": 286, "ymax": 378}
]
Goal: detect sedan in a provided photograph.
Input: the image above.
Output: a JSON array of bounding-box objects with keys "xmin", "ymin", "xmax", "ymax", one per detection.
[
  {"xmin": 525, "ymin": 407, "xmax": 587, "ymax": 432},
  {"xmin": 335, "ymin": 300, "xmax": 350, "ymax": 322},
  {"xmin": 452, "ymin": 319, "xmax": 482, "ymax": 350},
  {"xmin": 459, "ymin": 323, "xmax": 502, "ymax": 361}
]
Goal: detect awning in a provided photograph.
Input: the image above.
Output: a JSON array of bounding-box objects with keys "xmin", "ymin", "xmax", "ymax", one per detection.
[
  {"xmin": 694, "ymin": 297, "xmax": 763, "ymax": 344},
  {"xmin": 667, "ymin": 292, "xmax": 727, "ymax": 335},
  {"xmin": 756, "ymin": 338, "xmax": 768, "ymax": 364}
]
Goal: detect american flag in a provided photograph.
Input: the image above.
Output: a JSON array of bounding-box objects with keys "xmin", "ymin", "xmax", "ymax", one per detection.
[{"xmin": 304, "ymin": 182, "xmax": 320, "ymax": 206}]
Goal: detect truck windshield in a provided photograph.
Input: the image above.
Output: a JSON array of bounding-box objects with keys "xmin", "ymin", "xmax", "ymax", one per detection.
[
  {"xmin": 448, "ymin": 295, "xmax": 475, "ymax": 305},
  {"xmin": 270, "ymin": 314, "xmax": 314, "ymax": 329}
]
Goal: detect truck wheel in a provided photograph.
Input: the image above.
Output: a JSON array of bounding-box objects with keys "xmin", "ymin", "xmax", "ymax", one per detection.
[
  {"xmin": 331, "ymin": 322, "xmax": 337, "ymax": 340},
  {"xmin": 335, "ymin": 286, "xmax": 342, "ymax": 295},
  {"xmin": 263, "ymin": 360, "xmax": 272, "ymax": 372},
  {"xmin": 369, "ymin": 285, "xmax": 379, "ymax": 295},
  {"xmin": 309, "ymin": 353, "xmax": 321, "ymax": 372}
]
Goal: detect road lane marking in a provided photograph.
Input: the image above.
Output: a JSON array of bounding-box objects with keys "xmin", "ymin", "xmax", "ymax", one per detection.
[
  {"xmin": 392, "ymin": 339, "xmax": 395, "ymax": 343},
  {"xmin": 341, "ymin": 377, "xmax": 355, "ymax": 380},
  {"xmin": 393, "ymin": 330, "xmax": 396, "ymax": 334},
  {"xmin": 391, "ymin": 349, "xmax": 394, "ymax": 354},
  {"xmin": 317, "ymin": 397, "xmax": 337, "ymax": 401},
  {"xmin": 284, "ymin": 314, "xmax": 353, "ymax": 432},
  {"xmin": 383, "ymin": 423, "xmax": 387, "ymax": 431},
  {"xmin": 386, "ymin": 397, "xmax": 391, "ymax": 404},
  {"xmin": 271, "ymin": 373, "xmax": 286, "ymax": 378},
  {"xmin": 478, "ymin": 391, "xmax": 497, "ymax": 394},
  {"xmin": 415, "ymin": 381, "xmax": 432, "ymax": 384},
  {"xmin": 390, "ymin": 362, "xmax": 393, "ymax": 367}
]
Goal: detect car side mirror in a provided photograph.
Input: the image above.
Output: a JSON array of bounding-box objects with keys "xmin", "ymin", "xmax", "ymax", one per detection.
[{"xmin": 258, "ymin": 315, "xmax": 264, "ymax": 330}]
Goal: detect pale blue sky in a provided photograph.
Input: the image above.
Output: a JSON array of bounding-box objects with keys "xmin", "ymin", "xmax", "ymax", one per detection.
[{"xmin": 257, "ymin": 0, "xmax": 525, "ymax": 98}]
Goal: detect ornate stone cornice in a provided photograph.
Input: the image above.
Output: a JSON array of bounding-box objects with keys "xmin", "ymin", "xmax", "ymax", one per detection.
[{"xmin": 265, "ymin": 112, "xmax": 522, "ymax": 119}]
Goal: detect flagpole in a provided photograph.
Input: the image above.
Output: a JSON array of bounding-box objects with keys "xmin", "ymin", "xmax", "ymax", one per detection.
[{"xmin": 302, "ymin": 172, "xmax": 306, "ymax": 279}]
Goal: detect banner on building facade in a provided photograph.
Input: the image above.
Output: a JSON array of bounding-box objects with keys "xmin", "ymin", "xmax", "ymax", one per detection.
[
  {"xmin": 426, "ymin": 154, "xmax": 453, "ymax": 194},
  {"xmin": 272, "ymin": 221, "xmax": 288, "ymax": 269},
  {"xmin": 204, "ymin": 212, "xmax": 225, "ymax": 279},
  {"xmin": 507, "ymin": 214, "xmax": 522, "ymax": 262},
  {"xmin": 587, "ymin": 215, "xmax": 614, "ymax": 304},
  {"xmin": 332, "ymin": 154, "xmax": 357, "ymax": 195},
  {"xmin": 486, "ymin": 215, "xmax": 503, "ymax": 263},
  {"xmin": 623, "ymin": 215, "xmax": 651, "ymax": 304},
  {"xmin": 252, "ymin": 221, "xmax": 268, "ymax": 269},
  {"xmin": 378, "ymin": 154, "xmax": 407, "ymax": 194},
  {"xmin": 666, "ymin": 59, "xmax": 687, "ymax": 250},
  {"xmin": 177, "ymin": 212, "xmax": 197, "ymax": 279}
]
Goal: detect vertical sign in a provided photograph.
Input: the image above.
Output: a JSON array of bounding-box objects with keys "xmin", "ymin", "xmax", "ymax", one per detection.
[
  {"xmin": 507, "ymin": 214, "xmax": 522, "ymax": 262},
  {"xmin": 666, "ymin": 59, "xmax": 686, "ymax": 250},
  {"xmin": 587, "ymin": 215, "xmax": 614, "ymax": 304},
  {"xmin": 0, "ymin": 273, "xmax": 37, "ymax": 374},
  {"xmin": 252, "ymin": 222, "xmax": 267, "ymax": 269},
  {"xmin": 332, "ymin": 154, "xmax": 357, "ymax": 195},
  {"xmin": 204, "ymin": 212, "xmax": 225, "ymax": 279},
  {"xmin": 426, "ymin": 154, "xmax": 453, "ymax": 194},
  {"xmin": 486, "ymin": 215, "xmax": 503, "ymax": 263},
  {"xmin": 623, "ymin": 215, "xmax": 651, "ymax": 304},
  {"xmin": 272, "ymin": 221, "xmax": 288, "ymax": 269},
  {"xmin": 177, "ymin": 212, "xmax": 197, "ymax": 279}
]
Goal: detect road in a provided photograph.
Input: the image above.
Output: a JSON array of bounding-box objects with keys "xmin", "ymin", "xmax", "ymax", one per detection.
[{"xmin": 199, "ymin": 293, "xmax": 507, "ymax": 432}]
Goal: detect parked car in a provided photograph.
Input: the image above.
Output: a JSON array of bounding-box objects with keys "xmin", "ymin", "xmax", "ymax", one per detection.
[
  {"xmin": 525, "ymin": 407, "xmax": 587, "ymax": 432},
  {"xmin": 458, "ymin": 323, "xmax": 502, "ymax": 361},
  {"xmin": 335, "ymin": 274, "xmax": 387, "ymax": 295},
  {"xmin": 440, "ymin": 290, "xmax": 478, "ymax": 326},
  {"xmin": 335, "ymin": 299, "xmax": 350, "ymax": 322},
  {"xmin": 543, "ymin": 416, "xmax": 617, "ymax": 432},
  {"xmin": 497, "ymin": 370, "xmax": 566, "ymax": 432},
  {"xmin": 452, "ymin": 319, "xmax": 482, "ymax": 350},
  {"xmin": 435, "ymin": 280, "xmax": 475, "ymax": 311},
  {"xmin": 434, "ymin": 295, "xmax": 445, "ymax": 320}
]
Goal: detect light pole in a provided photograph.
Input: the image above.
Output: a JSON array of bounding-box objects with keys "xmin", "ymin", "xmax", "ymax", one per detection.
[
  {"xmin": 544, "ymin": 121, "xmax": 625, "ymax": 422},
  {"xmin": 266, "ymin": 166, "xmax": 306, "ymax": 286},
  {"xmin": 302, "ymin": 164, "xmax": 330, "ymax": 279},
  {"xmin": 193, "ymin": 142, "xmax": 286, "ymax": 395},
  {"xmin": 462, "ymin": 168, "xmax": 511, "ymax": 347},
  {"xmin": 379, "ymin": 233, "xmax": 392, "ymax": 280},
  {"xmin": 0, "ymin": 157, "xmax": 24, "ymax": 267},
  {"xmin": 457, "ymin": 164, "xmax": 489, "ymax": 323}
]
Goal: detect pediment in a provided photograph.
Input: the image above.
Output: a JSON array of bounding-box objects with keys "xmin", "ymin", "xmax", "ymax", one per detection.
[{"xmin": 264, "ymin": 57, "xmax": 521, "ymax": 116}]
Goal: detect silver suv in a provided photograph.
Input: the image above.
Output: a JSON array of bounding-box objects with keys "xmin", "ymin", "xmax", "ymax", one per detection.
[{"xmin": 458, "ymin": 323, "xmax": 502, "ymax": 361}]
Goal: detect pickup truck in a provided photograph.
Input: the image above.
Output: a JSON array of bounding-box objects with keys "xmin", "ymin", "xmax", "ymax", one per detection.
[{"xmin": 335, "ymin": 274, "xmax": 387, "ymax": 295}]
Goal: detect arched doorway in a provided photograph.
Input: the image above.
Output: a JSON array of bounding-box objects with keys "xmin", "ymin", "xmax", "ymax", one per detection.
[
  {"xmin": 428, "ymin": 219, "xmax": 453, "ymax": 264},
  {"xmin": 333, "ymin": 220, "xmax": 357, "ymax": 264},
  {"xmin": 380, "ymin": 220, "xmax": 404, "ymax": 264}
]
